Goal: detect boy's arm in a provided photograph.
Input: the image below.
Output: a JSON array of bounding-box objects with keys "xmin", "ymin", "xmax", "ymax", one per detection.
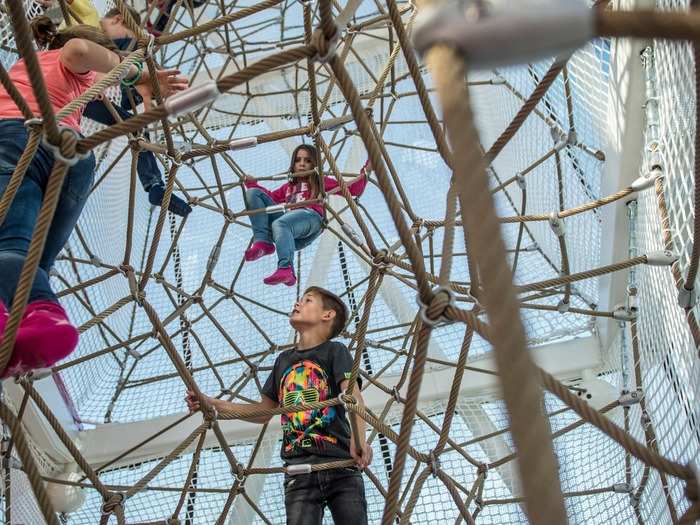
[
  {"xmin": 185, "ymin": 391, "xmax": 277, "ymax": 424},
  {"xmin": 340, "ymin": 380, "xmax": 373, "ymax": 469}
]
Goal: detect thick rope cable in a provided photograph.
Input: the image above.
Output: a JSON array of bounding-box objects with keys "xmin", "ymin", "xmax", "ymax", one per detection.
[{"xmin": 424, "ymin": 42, "xmax": 567, "ymax": 524}]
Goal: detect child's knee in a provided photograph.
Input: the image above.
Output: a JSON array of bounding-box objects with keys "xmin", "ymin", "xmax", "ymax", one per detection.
[{"xmin": 246, "ymin": 188, "xmax": 268, "ymax": 207}]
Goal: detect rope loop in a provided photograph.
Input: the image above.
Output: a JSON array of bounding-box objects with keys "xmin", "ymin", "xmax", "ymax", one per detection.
[
  {"xmin": 416, "ymin": 286, "xmax": 455, "ymax": 327},
  {"xmin": 338, "ymin": 392, "xmax": 357, "ymax": 409},
  {"xmin": 311, "ymin": 27, "xmax": 339, "ymax": 64},
  {"xmin": 120, "ymin": 264, "xmax": 144, "ymax": 305}
]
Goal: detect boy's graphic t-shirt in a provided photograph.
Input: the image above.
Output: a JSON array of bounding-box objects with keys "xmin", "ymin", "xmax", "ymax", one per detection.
[{"xmin": 262, "ymin": 341, "xmax": 360, "ymax": 464}]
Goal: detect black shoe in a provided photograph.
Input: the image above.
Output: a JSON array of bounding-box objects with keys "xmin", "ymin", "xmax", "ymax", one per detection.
[{"xmin": 148, "ymin": 184, "xmax": 192, "ymax": 217}]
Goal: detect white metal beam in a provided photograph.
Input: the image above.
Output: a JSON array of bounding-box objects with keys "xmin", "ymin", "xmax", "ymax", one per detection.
[{"xmin": 77, "ymin": 334, "xmax": 600, "ymax": 469}]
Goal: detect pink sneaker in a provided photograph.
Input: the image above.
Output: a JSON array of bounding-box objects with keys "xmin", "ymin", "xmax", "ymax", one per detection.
[
  {"xmin": 263, "ymin": 267, "xmax": 296, "ymax": 287},
  {"xmin": 245, "ymin": 241, "xmax": 275, "ymax": 262},
  {"xmin": 1, "ymin": 301, "xmax": 79, "ymax": 379}
]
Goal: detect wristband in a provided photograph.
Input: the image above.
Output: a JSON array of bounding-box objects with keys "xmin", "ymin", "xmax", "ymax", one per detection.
[{"xmin": 121, "ymin": 61, "xmax": 143, "ymax": 87}]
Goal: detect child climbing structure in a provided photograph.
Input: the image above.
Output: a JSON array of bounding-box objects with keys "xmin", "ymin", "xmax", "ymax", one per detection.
[{"xmin": 0, "ymin": 0, "xmax": 698, "ymax": 524}]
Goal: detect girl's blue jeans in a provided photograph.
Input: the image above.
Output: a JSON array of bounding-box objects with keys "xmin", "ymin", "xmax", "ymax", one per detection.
[
  {"xmin": 245, "ymin": 188, "xmax": 322, "ymax": 269},
  {"xmin": 0, "ymin": 119, "xmax": 95, "ymax": 306}
]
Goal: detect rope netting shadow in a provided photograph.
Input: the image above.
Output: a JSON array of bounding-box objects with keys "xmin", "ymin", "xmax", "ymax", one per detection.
[{"xmin": 0, "ymin": 0, "xmax": 698, "ymax": 523}]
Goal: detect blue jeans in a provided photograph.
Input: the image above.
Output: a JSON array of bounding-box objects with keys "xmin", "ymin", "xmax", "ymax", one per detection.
[
  {"xmin": 0, "ymin": 120, "xmax": 95, "ymax": 306},
  {"xmin": 245, "ymin": 188, "xmax": 322, "ymax": 269},
  {"xmin": 284, "ymin": 468, "xmax": 368, "ymax": 525}
]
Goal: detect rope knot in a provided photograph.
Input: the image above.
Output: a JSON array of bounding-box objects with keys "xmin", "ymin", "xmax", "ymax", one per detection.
[
  {"xmin": 311, "ymin": 27, "xmax": 339, "ymax": 64},
  {"xmin": 371, "ymin": 249, "xmax": 392, "ymax": 272},
  {"xmin": 307, "ymin": 122, "xmax": 319, "ymax": 138},
  {"xmin": 416, "ymin": 286, "xmax": 455, "ymax": 327},
  {"xmin": 101, "ymin": 492, "xmax": 125, "ymax": 516}
]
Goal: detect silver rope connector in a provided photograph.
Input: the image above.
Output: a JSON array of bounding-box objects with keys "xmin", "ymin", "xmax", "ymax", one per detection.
[
  {"xmin": 229, "ymin": 137, "xmax": 258, "ymax": 150},
  {"xmin": 287, "ymin": 463, "xmax": 312, "ymax": 476},
  {"xmin": 645, "ymin": 250, "xmax": 678, "ymax": 266},
  {"xmin": 412, "ymin": 0, "xmax": 592, "ymax": 69},
  {"xmin": 164, "ymin": 80, "xmax": 221, "ymax": 118}
]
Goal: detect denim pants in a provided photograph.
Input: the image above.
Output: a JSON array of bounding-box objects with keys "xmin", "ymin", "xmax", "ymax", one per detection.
[
  {"xmin": 284, "ymin": 468, "xmax": 368, "ymax": 525},
  {"xmin": 83, "ymin": 93, "xmax": 162, "ymax": 191},
  {"xmin": 0, "ymin": 119, "xmax": 95, "ymax": 306},
  {"xmin": 245, "ymin": 188, "xmax": 322, "ymax": 268}
]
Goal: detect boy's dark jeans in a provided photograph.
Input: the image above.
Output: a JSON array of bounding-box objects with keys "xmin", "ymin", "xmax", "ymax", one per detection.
[{"xmin": 284, "ymin": 467, "xmax": 368, "ymax": 525}]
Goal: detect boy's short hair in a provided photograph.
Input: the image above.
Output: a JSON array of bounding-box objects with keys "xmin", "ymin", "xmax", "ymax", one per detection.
[
  {"xmin": 305, "ymin": 286, "xmax": 348, "ymax": 340},
  {"xmin": 104, "ymin": 6, "xmax": 142, "ymax": 26}
]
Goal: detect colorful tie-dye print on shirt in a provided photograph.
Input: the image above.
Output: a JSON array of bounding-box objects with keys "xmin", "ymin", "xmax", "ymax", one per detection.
[{"xmin": 279, "ymin": 359, "xmax": 337, "ymax": 453}]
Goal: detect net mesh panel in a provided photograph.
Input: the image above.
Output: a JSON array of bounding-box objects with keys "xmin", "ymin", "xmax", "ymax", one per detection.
[{"xmin": 0, "ymin": 0, "xmax": 697, "ymax": 523}]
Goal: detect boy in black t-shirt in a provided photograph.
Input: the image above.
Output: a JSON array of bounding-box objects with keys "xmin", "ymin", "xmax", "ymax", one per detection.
[{"xmin": 186, "ymin": 286, "xmax": 371, "ymax": 525}]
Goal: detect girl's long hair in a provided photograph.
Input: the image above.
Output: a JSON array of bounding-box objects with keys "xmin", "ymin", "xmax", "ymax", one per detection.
[
  {"xmin": 289, "ymin": 144, "xmax": 321, "ymax": 199},
  {"xmin": 31, "ymin": 15, "xmax": 118, "ymax": 52}
]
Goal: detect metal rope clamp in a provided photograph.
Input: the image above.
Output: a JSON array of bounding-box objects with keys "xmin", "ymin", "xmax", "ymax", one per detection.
[
  {"xmin": 412, "ymin": 0, "xmax": 593, "ymax": 69},
  {"xmin": 235, "ymin": 463, "xmax": 246, "ymax": 483},
  {"xmin": 101, "ymin": 492, "xmax": 125, "ymax": 516},
  {"xmin": 678, "ymin": 285, "xmax": 698, "ymax": 309},
  {"xmin": 287, "ymin": 463, "xmax": 312, "ymax": 476},
  {"xmin": 619, "ymin": 388, "xmax": 643, "ymax": 407},
  {"xmin": 429, "ymin": 450, "xmax": 440, "ymax": 478},
  {"xmin": 416, "ymin": 286, "xmax": 456, "ymax": 327},
  {"xmin": 143, "ymin": 33, "xmax": 156, "ymax": 58}
]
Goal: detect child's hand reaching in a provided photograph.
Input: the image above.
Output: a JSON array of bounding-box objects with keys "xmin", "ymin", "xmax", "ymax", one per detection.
[
  {"xmin": 350, "ymin": 438, "xmax": 373, "ymax": 470},
  {"xmin": 184, "ymin": 390, "xmax": 201, "ymax": 413}
]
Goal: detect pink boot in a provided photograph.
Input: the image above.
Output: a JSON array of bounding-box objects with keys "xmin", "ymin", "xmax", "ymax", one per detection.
[
  {"xmin": 1, "ymin": 301, "xmax": 78, "ymax": 379},
  {"xmin": 244, "ymin": 241, "xmax": 275, "ymax": 262},
  {"xmin": 263, "ymin": 267, "xmax": 296, "ymax": 287}
]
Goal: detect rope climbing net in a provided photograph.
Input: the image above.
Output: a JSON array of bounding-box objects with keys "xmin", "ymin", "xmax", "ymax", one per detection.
[{"xmin": 0, "ymin": 0, "xmax": 698, "ymax": 523}]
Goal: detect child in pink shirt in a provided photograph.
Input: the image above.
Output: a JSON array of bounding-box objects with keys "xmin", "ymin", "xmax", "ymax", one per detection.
[
  {"xmin": 244, "ymin": 144, "xmax": 369, "ymax": 286},
  {"xmin": 0, "ymin": 16, "xmax": 186, "ymax": 378}
]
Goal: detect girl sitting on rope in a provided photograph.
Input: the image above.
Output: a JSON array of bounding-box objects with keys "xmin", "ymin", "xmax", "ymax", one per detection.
[
  {"xmin": 0, "ymin": 17, "xmax": 187, "ymax": 378},
  {"xmin": 244, "ymin": 144, "xmax": 369, "ymax": 286}
]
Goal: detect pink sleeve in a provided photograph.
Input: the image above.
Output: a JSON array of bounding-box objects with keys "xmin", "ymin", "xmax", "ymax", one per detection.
[
  {"xmin": 245, "ymin": 180, "xmax": 288, "ymax": 204},
  {"xmin": 323, "ymin": 174, "xmax": 367, "ymax": 197},
  {"xmin": 347, "ymin": 172, "xmax": 368, "ymax": 197},
  {"xmin": 323, "ymin": 176, "xmax": 339, "ymax": 193}
]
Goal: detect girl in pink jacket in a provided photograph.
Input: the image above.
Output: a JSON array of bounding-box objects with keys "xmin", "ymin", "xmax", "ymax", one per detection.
[{"xmin": 244, "ymin": 144, "xmax": 368, "ymax": 286}]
